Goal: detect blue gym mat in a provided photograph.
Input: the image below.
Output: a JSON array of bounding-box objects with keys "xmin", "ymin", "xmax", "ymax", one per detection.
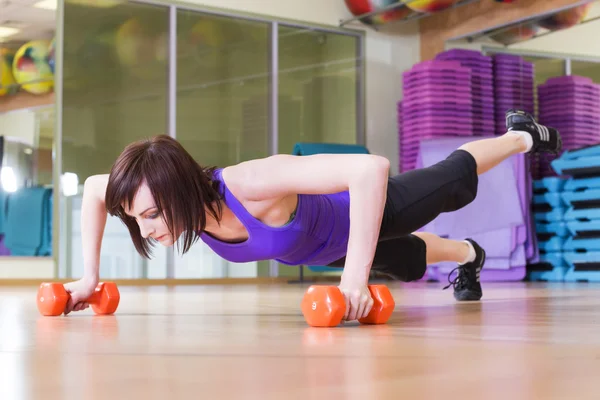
[
  {"xmin": 535, "ymin": 221, "xmax": 570, "ymax": 237},
  {"xmin": 534, "ymin": 208, "xmax": 565, "ymax": 223},
  {"xmin": 562, "ymin": 236, "xmax": 600, "ymax": 252},
  {"xmin": 533, "ymin": 177, "xmax": 567, "ymax": 193},
  {"xmin": 566, "ymin": 220, "xmax": 600, "ymax": 237},
  {"xmin": 527, "ymin": 252, "xmax": 567, "ymax": 282},
  {"xmin": 561, "ymin": 189, "xmax": 600, "ymax": 207},
  {"xmin": 563, "ymin": 251, "xmax": 600, "ymax": 282},
  {"xmin": 538, "ymin": 236, "xmax": 564, "ymax": 253},
  {"xmin": 564, "ymin": 176, "xmax": 600, "ymax": 191},
  {"xmin": 557, "ymin": 143, "xmax": 600, "ymax": 160},
  {"xmin": 533, "ymin": 192, "xmax": 564, "ymax": 207},
  {"xmin": 563, "ymin": 207, "xmax": 600, "ymax": 221},
  {"xmin": 552, "ymin": 144, "xmax": 600, "ymax": 177}
]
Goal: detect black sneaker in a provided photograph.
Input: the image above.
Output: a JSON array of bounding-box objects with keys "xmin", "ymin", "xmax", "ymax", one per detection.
[
  {"xmin": 443, "ymin": 239, "xmax": 485, "ymax": 301},
  {"xmin": 505, "ymin": 109, "xmax": 562, "ymax": 155}
]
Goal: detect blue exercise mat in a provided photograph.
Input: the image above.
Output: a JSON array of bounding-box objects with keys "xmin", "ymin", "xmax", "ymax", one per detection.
[
  {"xmin": 564, "ymin": 207, "xmax": 600, "ymax": 221},
  {"xmin": 533, "ymin": 177, "xmax": 567, "ymax": 193},
  {"xmin": 535, "ymin": 221, "xmax": 569, "ymax": 237},
  {"xmin": 563, "ymin": 236, "xmax": 600, "ymax": 252},
  {"xmin": 292, "ymin": 142, "xmax": 369, "ymax": 272},
  {"xmin": 527, "ymin": 252, "xmax": 567, "ymax": 282},
  {"xmin": 564, "ymin": 176, "xmax": 600, "ymax": 191},
  {"xmin": 4, "ymin": 187, "xmax": 52, "ymax": 256},
  {"xmin": 538, "ymin": 236, "xmax": 564, "ymax": 253},
  {"xmin": 563, "ymin": 251, "xmax": 600, "ymax": 282},
  {"xmin": 561, "ymin": 189, "xmax": 600, "ymax": 207},
  {"xmin": 534, "ymin": 208, "xmax": 565, "ymax": 223},
  {"xmin": 292, "ymin": 142, "xmax": 370, "ymax": 156},
  {"xmin": 533, "ymin": 192, "xmax": 564, "ymax": 207}
]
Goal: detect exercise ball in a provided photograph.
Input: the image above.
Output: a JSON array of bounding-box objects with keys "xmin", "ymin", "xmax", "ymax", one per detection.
[
  {"xmin": 115, "ymin": 17, "xmax": 168, "ymax": 79},
  {"xmin": 538, "ymin": 3, "xmax": 592, "ymax": 31},
  {"xmin": 0, "ymin": 48, "xmax": 16, "ymax": 96},
  {"xmin": 489, "ymin": 23, "xmax": 540, "ymax": 45},
  {"xmin": 12, "ymin": 40, "xmax": 54, "ymax": 95},
  {"xmin": 344, "ymin": 0, "xmax": 411, "ymax": 25},
  {"xmin": 406, "ymin": 0, "xmax": 460, "ymax": 13}
]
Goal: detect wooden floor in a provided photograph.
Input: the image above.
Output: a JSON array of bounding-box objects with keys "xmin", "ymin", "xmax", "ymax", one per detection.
[{"xmin": 2, "ymin": 281, "xmax": 600, "ymax": 399}]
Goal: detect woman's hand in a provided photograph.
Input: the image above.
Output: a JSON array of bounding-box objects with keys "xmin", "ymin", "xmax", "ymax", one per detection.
[
  {"xmin": 63, "ymin": 277, "xmax": 99, "ymax": 315},
  {"xmin": 338, "ymin": 279, "xmax": 374, "ymax": 321}
]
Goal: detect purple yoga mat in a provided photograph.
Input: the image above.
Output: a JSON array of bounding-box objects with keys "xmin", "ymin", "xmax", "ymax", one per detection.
[
  {"xmin": 436, "ymin": 48, "xmax": 492, "ymax": 60},
  {"xmin": 543, "ymin": 75, "xmax": 595, "ymax": 85},
  {"xmin": 414, "ymin": 136, "xmax": 529, "ymax": 281},
  {"xmin": 538, "ymin": 92, "xmax": 600, "ymax": 103},
  {"xmin": 539, "ymin": 112, "xmax": 600, "ymax": 122},
  {"xmin": 539, "ymin": 83, "xmax": 600, "ymax": 93},
  {"xmin": 540, "ymin": 97, "xmax": 600, "ymax": 106},
  {"xmin": 538, "ymin": 117, "xmax": 600, "ymax": 127},
  {"xmin": 403, "ymin": 98, "xmax": 473, "ymax": 107},
  {"xmin": 402, "ymin": 104, "xmax": 477, "ymax": 114},
  {"xmin": 404, "ymin": 88, "xmax": 473, "ymax": 97},
  {"xmin": 540, "ymin": 103, "xmax": 600, "ymax": 114},
  {"xmin": 412, "ymin": 59, "xmax": 467, "ymax": 71},
  {"xmin": 401, "ymin": 109, "xmax": 473, "ymax": 118},
  {"xmin": 402, "ymin": 79, "xmax": 472, "ymax": 89}
]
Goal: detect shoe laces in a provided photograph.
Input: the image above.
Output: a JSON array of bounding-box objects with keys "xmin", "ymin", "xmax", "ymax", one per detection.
[{"xmin": 443, "ymin": 266, "xmax": 469, "ymax": 291}]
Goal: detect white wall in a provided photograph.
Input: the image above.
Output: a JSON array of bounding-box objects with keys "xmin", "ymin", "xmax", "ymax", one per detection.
[{"xmin": 183, "ymin": 0, "xmax": 421, "ymax": 174}]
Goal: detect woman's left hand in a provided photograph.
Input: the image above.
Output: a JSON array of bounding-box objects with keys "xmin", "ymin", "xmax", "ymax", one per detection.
[{"xmin": 337, "ymin": 280, "xmax": 374, "ymax": 321}]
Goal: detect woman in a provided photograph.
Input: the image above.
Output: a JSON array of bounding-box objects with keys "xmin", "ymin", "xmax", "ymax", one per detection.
[{"xmin": 62, "ymin": 109, "xmax": 561, "ymax": 320}]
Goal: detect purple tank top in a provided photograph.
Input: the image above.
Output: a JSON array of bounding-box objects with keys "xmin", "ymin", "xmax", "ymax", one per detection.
[{"xmin": 199, "ymin": 168, "xmax": 350, "ymax": 266}]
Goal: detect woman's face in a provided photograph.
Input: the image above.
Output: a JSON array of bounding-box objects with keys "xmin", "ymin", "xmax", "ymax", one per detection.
[{"xmin": 124, "ymin": 183, "xmax": 175, "ymax": 246}]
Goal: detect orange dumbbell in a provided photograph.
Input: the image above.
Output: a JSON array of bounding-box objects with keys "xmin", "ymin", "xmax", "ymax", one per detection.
[
  {"xmin": 301, "ymin": 284, "xmax": 395, "ymax": 327},
  {"xmin": 36, "ymin": 282, "xmax": 120, "ymax": 316}
]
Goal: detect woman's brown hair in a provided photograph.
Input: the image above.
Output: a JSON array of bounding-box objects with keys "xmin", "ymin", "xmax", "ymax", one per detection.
[{"xmin": 105, "ymin": 135, "xmax": 222, "ymax": 258}]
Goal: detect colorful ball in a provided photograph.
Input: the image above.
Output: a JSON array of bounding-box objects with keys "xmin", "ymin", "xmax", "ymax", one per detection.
[
  {"xmin": 12, "ymin": 40, "xmax": 54, "ymax": 95},
  {"xmin": 538, "ymin": 3, "xmax": 592, "ymax": 31},
  {"xmin": 489, "ymin": 23, "xmax": 540, "ymax": 45},
  {"xmin": 0, "ymin": 48, "xmax": 16, "ymax": 96},
  {"xmin": 115, "ymin": 17, "xmax": 168, "ymax": 79},
  {"xmin": 47, "ymin": 38, "xmax": 55, "ymax": 74},
  {"xmin": 344, "ymin": 0, "xmax": 412, "ymax": 25},
  {"xmin": 406, "ymin": 0, "xmax": 460, "ymax": 13}
]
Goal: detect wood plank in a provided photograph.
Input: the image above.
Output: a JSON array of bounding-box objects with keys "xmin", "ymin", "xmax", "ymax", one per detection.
[
  {"xmin": 3, "ymin": 282, "xmax": 600, "ymax": 399},
  {"xmin": 420, "ymin": 0, "xmax": 588, "ymax": 60}
]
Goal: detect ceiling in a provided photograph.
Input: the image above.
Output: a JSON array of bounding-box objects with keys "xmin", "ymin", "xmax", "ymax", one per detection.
[{"xmin": 0, "ymin": 0, "xmax": 56, "ymax": 47}]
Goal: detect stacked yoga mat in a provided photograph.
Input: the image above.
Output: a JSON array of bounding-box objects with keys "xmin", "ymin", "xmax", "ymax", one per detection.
[
  {"xmin": 536, "ymin": 75, "xmax": 600, "ymax": 179},
  {"xmin": 435, "ymin": 49, "xmax": 495, "ymax": 137},
  {"xmin": 399, "ymin": 59, "xmax": 474, "ymax": 172},
  {"xmin": 398, "ymin": 50, "xmax": 535, "ymax": 173},
  {"xmin": 528, "ymin": 177, "xmax": 569, "ymax": 282},
  {"xmin": 415, "ymin": 136, "xmax": 537, "ymax": 282},
  {"xmin": 492, "ymin": 54, "xmax": 535, "ymax": 136},
  {"xmin": 528, "ymin": 145, "xmax": 600, "ymax": 282}
]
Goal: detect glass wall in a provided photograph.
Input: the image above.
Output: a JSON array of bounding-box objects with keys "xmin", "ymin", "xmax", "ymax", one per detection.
[
  {"xmin": 174, "ymin": 11, "xmax": 271, "ymax": 279},
  {"xmin": 61, "ymin": 0, "xmax": 170, "ymax": 279},
  {"xmin": 571, "ymin": 60, "xmax": 600, "ymax": 83},
  {"xmin": 276, "ymin": 25, "xmax": 361, "ymax": 278},
  {"xmin": 278, "ymin": 26, "xmax": 360, "ymax": 154},
  {"xmin": 58, "ymin": 1, "xmax": 364, "ymax": 280}
]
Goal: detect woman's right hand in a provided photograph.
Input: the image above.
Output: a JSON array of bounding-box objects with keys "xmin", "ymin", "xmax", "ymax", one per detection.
[{"xmin": 63, "ymin": 277, "xmax": 99, "ymax": 315}]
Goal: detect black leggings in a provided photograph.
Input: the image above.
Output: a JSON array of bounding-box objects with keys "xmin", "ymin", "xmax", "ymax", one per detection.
[{"xmin": 327, "ymin": 149, "xmax": 479, "ymax": 281}]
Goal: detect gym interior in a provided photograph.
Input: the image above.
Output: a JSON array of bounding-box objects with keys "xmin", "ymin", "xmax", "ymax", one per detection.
[{"xmin": 0, "ymin": 0, "xmax": 599, "ymax": 398}]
